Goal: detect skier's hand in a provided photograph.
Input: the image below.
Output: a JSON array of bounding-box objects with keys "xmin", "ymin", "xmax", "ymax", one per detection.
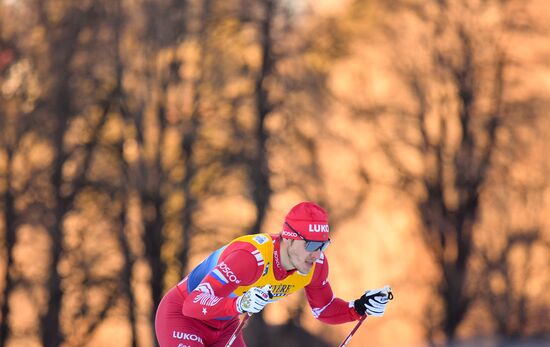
[
  {"xmin": 236, "ymin": 285, "xmax": 272, "ymax": 314},
  {"xmin": 353, "ymin": 285, "xmax": 393, "ymax": 317}
]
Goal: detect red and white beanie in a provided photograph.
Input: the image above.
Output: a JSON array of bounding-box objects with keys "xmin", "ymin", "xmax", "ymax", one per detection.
[{"xmin": 281, "ymin": 202, "xmax": 330, "ymax": 242}]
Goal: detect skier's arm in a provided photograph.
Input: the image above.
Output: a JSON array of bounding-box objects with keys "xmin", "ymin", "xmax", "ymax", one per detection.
[
  {"xmin": 305, "ymin": 255, "xmax": 361, "ymax": 324},
  {"xmin": 181, "ymin": 243, "xmax": 264, "ymax": 319}
]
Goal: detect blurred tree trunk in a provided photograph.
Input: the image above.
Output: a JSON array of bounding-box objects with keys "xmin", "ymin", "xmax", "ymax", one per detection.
[
  {"xmin": 117, "ymin": 71, "xmax": 162, "ymax": 344},
  {"xmin": 418, "ymin": 29, "xmax": 501, "ymax": 341},
  {"xmin": 420, "ymin": 4, "xmax": 503, "ymax": 340},
  {"xmin": 178, "ymin": 0, "xmax": 206, "ymax": 276},
  {"xmin": 116, "ymin": 186, "xmax": 139, "ymax": 347},
  {"xmin": 245, "ymin": 1, "xmax": 276, "ymax": 346},
  {"xmin": 40, "ymin": 15, "xmax": 79, "ymax": 347},
  {"xmin": 132, "ymin": 98, "xmax": 166, "ymax": 342},
  {"xmin": 112, "ymin": 1, "xmax": 139, "ymax": 345},
  {"xmin": 0, "ymin": 36, "xmax": 17, "ymax": 338},
  {"xmin": 248, "ymin": 0, "xmax": 275, "ymax": 236},
  {"xmin": 129, "ymin": 0, "xmax": 191, "ymax": 338},
  {"xmin": 36, "ymin": 3, "xmax": 104, "ymax": 345},
  {"xmin": 116, "ymin": 110, "xmax": 139, "ymax": 347},
  {"xmin": 0, "ymin": 144, "xmax": 16, "ymax": 346}
]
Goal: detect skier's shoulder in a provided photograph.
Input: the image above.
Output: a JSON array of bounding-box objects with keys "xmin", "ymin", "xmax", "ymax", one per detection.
[
  {"xmin": 225, "ymin": 233, "xmax": 273, "ymax": 253},
  {"xmin": 220, "ymin": 233, "xmax": 273, "ymax": 260},
  {"xmin": 218, "ymin": 234, "xmax": 272, "ymax": 285}
]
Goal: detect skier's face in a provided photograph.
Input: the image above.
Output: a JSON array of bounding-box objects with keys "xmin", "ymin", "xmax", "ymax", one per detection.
[{"xmin": 288, "ymin": 240, "xmax": 322, "ymax": 274}]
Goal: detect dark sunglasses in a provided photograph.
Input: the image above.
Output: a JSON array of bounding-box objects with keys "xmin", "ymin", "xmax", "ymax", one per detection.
[{"xmin": 284, "ymin": 222, "xmax": 331, "ymax": 252}]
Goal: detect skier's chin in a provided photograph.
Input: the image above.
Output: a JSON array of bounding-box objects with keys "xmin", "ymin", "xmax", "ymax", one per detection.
[{"xmin": 298, "ymin": 260, "xmax": 313, "ymax": 274}]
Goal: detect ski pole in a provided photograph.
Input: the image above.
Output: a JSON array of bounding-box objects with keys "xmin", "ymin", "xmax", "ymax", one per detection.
[
  {"xmin": 225, "ymin": 285, "xmax": 273, "ymax": 347},
  {"xmin": 338, "ymin": 315, "xmax": 367, "ymax": 347},
  {"xmin": 338, "ymin": 286, "xmax": 394, "ymax": 347},
  {"xmin": 224, "ymin": 313, "xmax": 251, "ymax": 347}
]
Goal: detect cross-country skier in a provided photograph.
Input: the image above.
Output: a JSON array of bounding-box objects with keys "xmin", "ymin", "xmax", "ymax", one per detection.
[{"xmin": 155, "ymin": 201, "xmax": 392, "ymax": 347}]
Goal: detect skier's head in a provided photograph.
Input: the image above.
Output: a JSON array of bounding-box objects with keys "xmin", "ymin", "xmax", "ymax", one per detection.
[
  {"xmin": 281, "ymin": 201, "xmax": 330, "ymax": 246},
  {"xmin": 279, "ymin": 201, "xmax": 331, "ymax": 274}
]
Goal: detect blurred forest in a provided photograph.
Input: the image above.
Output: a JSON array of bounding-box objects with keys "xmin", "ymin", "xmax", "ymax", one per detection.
[{"xmin": 0, "ymin": 0, "xmax": 549, "ymax": 347}]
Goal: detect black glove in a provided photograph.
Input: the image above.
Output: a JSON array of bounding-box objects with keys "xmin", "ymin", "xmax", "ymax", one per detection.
[{"xmin": 354, "ymin": 285, "xmax": 393, "ymax": 316}]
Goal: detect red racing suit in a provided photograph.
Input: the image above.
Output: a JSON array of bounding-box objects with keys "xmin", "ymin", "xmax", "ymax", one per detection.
[{"xmin": 155, "ymin": 233, "xmax": 361, "ymax": 347}]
